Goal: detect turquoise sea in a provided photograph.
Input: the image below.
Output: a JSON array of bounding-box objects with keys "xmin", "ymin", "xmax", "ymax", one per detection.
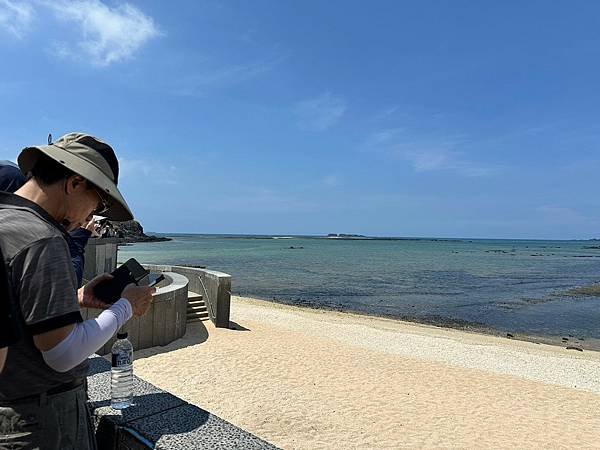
[{"xmin": 119, "ymin": 235, "xmax": 600, "ymax": 346}]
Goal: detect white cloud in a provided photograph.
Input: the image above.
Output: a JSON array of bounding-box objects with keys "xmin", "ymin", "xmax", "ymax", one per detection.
[
  {"xmin": 172, "ymin": 56, "xmax": 286, "ymax": 97},
  {"xmin": 397, "ymin": 145, "xmax": 494, "ymax": 177},
  {"xmin": 44, "ymin": 0, "xmax": 160, "ymax": 66},
  {"xmin": 294, "ymin": 93, "xmax": 347, "ymax": 131},
  {"xmin": 0, "ymin": 0, "xmax": 34, "ymax": 38},
  {"xmin": 371, "ymin": 106, "xmax": 398, "ymax": 121},
  {"xmin": 365, "ymin": 125, "xmax": 494, "ymax": 178},
  {"xmin": 402, "ymin": 148, "xmax": 452, "ymax": 172},
  {"xmin": 206, "ymin": 185, "xmax": 318, "ymax": 213},
  {"xmin": 322, "ymin": 174, "xmax": 341, "ymax": 187},
  {"xmin": 369, "ymin": 128, "xmax": 405, "ymax": 145},
  {"xmin": 119, "ymin": 156, "xmax": 179, "ymax": 185}
]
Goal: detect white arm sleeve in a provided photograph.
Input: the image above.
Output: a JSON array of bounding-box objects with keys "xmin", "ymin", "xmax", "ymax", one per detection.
[{"xmin": 42, "ymin": 298, "xmax": 132, "ymax": 373}]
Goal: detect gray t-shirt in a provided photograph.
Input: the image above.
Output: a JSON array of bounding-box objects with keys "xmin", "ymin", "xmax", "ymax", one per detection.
[{"xmin": 0, "ymin": 192, "xmax": 87, "ymax": 401}]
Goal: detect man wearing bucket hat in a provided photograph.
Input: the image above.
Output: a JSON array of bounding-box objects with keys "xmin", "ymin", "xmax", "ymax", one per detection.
[
  {"xmin": 0, "ymin": 156, "xmax": 99, "ymax": 288},
  {"xmin": 0, "ymin": 133, "xmax": 155, "ymax": 449}
]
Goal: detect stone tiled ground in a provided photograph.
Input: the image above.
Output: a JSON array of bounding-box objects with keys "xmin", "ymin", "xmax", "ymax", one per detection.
[{"xmin": 87, "ymin": 355, "xmax": 278, "ymax": 450}]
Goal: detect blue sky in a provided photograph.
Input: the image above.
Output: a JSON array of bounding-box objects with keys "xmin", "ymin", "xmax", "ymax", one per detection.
[{"xmin": 1, "ymin": 0, "xmax": 599, "ymax": 239}]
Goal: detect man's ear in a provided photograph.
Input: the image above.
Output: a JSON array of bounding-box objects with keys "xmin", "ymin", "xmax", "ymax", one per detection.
[{"xmin": 65, "ymin": 175, "xmax": 87, "ymax": 194}]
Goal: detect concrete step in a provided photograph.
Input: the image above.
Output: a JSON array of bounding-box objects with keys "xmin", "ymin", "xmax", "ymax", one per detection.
[
  {"xmin": 187, "ymin": 313, "xmax": 209, "ymax": 322},
  {"xmin": 188, "ymin": 291, "xmax": 203, "ymax": 301},
  {"xmin": 187, "ymin": 305, "xmax": 207, "ymax": 312},
  {"xmin": 187, "ymin": 317, "xmax": 208, "ymax": 323},
  {"xmin": 187, "ymin": 290, "xmax": 209, "ymax": 323}
]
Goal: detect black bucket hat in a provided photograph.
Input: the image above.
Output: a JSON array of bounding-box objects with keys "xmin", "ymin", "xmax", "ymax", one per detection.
[{"xmin": 18, "ymin": 132, "xmax": 133, "ymax": 221}]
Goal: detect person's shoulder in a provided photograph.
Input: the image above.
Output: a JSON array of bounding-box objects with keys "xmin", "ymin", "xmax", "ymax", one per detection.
[
  {"xmin": 0, "ymin": 208, "xmax": 59, "ymax": 237},
  {"xmin": 0, "ymin": 209, "xmax": 63, "ymax": 259}
]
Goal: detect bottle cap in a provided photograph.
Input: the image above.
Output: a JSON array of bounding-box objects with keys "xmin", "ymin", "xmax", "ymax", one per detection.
[{"xmin": 117, "ymin": 332, "xmax": 128, "ymax": 339}]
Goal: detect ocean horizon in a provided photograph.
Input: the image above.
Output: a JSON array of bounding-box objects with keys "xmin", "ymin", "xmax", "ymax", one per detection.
[{"xmin": 119, "ymin": 233, "xmax": 600, "ymax": 349}]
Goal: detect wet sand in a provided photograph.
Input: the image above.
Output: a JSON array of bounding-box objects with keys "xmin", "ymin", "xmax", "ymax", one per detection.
[{"xmin": 133, "ymin": 296, "xmax": 600, "ymax": 449}]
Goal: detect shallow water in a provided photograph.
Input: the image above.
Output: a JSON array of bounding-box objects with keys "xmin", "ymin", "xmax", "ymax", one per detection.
[{"xmin": 119, "ymin": 235, "xmax": 600, "ymax": 341}]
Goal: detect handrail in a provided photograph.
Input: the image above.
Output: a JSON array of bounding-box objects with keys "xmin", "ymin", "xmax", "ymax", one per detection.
[{"xmin": 197, "ymin": 274, "xmax": 216, "ymax": 321}]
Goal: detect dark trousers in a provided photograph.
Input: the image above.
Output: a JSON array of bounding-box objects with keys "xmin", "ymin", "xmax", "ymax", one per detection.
[{"xmin": 0, "ymin": 383, "xmax": 96, "ymax": 450}]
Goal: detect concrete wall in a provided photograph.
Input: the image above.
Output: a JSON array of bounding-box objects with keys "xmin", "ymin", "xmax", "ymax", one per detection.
[
  {"xmin": 83, "ymin": 272, "xmax": 189, "ymax": 354},
  {"xmin": 83, "ymin": 238, "xmax": 231, "ymax": 339},
  {"xmin": 83, "ymin": 238, "xmax": 119, "ymax": 283},
  {"xmin": 142, "ymin": 264, "xmax": 231, "ymax": 328}
]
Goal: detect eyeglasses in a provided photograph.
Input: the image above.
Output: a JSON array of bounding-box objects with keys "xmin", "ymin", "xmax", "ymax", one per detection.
[{"xmin": 92, "ymin": 187, "xmax": 111, "ymax": 216}]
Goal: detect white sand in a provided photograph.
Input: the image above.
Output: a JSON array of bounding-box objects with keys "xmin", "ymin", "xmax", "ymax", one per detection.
[{"xmin": 134, "ymin": 296, "xmax": 600, "ymax": 449}]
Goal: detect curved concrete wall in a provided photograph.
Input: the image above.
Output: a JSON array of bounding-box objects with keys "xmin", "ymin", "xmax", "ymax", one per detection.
[
  {"xmin": 83, "ymin": 239, "xmax": 232, "ymax": 329},
  {"xmin": 142, "ymin": 264, "xmax": 232, "ymax": 328},
  {"xmin": 83, "ymin": 272, "xmax": 189, "ymax": 354}
]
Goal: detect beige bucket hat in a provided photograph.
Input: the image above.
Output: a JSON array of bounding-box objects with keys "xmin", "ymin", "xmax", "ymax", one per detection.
[{"xmin": 18, "ymin": 132, "xmax": 133, "ymax": 221}]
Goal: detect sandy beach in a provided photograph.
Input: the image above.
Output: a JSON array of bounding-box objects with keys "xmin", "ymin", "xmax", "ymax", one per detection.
[{"xmin": 133, "ymin": 296, "xmax": 600, "ymax": 449}]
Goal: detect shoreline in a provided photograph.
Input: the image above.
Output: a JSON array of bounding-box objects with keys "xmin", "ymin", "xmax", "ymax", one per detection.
[
  {"xmin": 133, "ymin": 295, "xmax": 600, "ymax": 449},
  {"xmin": 235, "ymin": 292, "xmax": 600, "ymax": 352},
  {"xmin": 118, "ymin": 237, "xmax": 600, "ymax": 347}
]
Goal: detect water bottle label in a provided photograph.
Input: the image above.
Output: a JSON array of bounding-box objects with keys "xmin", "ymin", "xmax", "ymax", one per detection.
[{"xmin": 112, "ymin": 351, "xmax": 132, "ymax": 367}]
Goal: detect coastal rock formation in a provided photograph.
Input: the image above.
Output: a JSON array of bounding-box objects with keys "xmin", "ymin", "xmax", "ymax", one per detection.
[{"xmin": 104, "ymin": 220, "xmax": 171, "ymax": 243}]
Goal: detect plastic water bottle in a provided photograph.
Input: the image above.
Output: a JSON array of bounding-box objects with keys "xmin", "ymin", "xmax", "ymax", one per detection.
[{"xmin": 111, "ymin": 331, "xmax": 133, "ymax": 409}]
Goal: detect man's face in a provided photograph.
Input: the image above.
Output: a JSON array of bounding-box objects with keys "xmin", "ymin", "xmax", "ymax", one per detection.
[{"xmin": 63, "ymin": 176, "xmax": 107, "ymax": 231}]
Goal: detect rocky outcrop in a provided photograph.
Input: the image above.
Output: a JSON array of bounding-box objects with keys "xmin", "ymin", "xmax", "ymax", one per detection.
[{"xmin": 102, "ymin": 220, "xmax": 171, "ymax": 243}]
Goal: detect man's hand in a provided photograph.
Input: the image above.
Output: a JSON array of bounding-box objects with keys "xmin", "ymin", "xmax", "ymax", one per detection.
[
  {"xmin": 84, "ymin": 218, "xmax": 100, "ymax": 237},
  {"xmin": 78, "ymin": 273, "xmax": 112, "ymax": 310},
  {"xmin": 121, "ymin": 283, "xmax": 155, "ymax": 316}
]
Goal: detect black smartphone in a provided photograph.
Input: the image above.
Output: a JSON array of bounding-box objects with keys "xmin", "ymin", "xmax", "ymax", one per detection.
[
  {"xmin": 148, "ymin": 274, "xmax": 165, "ymax": 288},
  {"xmin": 94, "ymin": 258, "xmax": 149, "ymax": 304},
  {"xmin": 123, "ymin": 259, "xmax": 148, "ymax": 284}
]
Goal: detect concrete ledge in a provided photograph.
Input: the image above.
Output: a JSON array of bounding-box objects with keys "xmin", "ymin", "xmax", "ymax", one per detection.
[
  {"xmin": 83, "ymin": 272, "xmax": 189, "ymax": 354},
  {"xmin": 88, "ymin": 355, "xmax": 278, "ymax": 450}
]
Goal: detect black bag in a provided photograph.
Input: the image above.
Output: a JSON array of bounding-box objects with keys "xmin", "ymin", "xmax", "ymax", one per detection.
[{"xmin": 0, "ymin": 245, "xmax": 21, "ymax": 347}]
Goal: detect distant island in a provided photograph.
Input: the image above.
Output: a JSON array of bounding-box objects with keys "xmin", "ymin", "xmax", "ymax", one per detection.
[{"xmin": 216, "ymin": 234, "xmax": 465, "ymax": 242}]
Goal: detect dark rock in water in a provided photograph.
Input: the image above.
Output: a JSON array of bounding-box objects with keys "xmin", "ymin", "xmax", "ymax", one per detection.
[
  {"xmin": 506, "ymin": 333, "xmax": 514, "ymax": 338},
  {"xmin": 105, "ymin": 220, "xmax": 172, "ymax": 244},
  {"xmin": 562, "ymin": 337, "xmax": 569, "ymax": 341},
  {"xmin": 566, "ymin": 346, "xmax": 583, "ymax": 352}
]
